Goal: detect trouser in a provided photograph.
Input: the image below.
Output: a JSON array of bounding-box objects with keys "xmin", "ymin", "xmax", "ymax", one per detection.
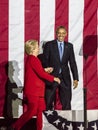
[
  {"xmin": 45, "ymin": 74, "xmax": 71, "ymax": 110},
  {"xmin": 12, "ymin": 95, "xmax": 46, "ymax": 130}
]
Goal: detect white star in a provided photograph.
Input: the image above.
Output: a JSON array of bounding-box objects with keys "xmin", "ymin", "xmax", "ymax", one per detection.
[
  {"xmin": 53, "ymin": 119, "xmax": 60, "ymax": 126},
  {"xmin": 66, "ymin": 123, "xmax": 73, "ymax": 130},
  {"xmin": 77, "ymin": 124, "xmax": 84, "ymax": 130},
  {"xmin": 62, "ymin": 122, "xmax": 66, "ymax": 129},
  {"xmin": 92, "ymin": 123, "xmax": 97, "ymax": 130},
  {"xmin": 45, "ymin": 110, "xmax": 53, "ymax": 116}
]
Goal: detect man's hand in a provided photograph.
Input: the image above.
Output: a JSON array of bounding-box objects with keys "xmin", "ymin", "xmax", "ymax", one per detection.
[
  {"xmin": 73, "ymin": 80, "xmax": 78, "ymax": 89},
  {"xmin": 54, "ymin": 77, "xmax": 61, "ymax": 84},
  {"xmin": 44, "ymin": 67, "xmax": 53, "ymax": 73}
]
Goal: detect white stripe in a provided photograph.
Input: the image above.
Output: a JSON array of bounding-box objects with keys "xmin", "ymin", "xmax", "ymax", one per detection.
[
  {"xmin": 40, "ymin": 0, "xmax": 55, "ymax": 53},
  {"xmin": 68, "ymin": 0, "xmax": 84, "ymax": 110},
  {"xmin": 9, "ymin": 0, "xmax": 24, "ymax": 87},
  {"xmin": 9, "ymin": 0, "xmax": 24, "ymax": 116}
]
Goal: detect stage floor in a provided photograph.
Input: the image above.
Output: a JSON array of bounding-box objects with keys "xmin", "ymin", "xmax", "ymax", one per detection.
[{"xmin": 0, "ymin": 118, "xmax": 37, "ymax": 130}]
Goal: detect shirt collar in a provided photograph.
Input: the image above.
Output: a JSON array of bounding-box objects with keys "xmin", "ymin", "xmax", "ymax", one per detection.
[
  {"xmin": 57, "ymin": 40, "xmax": 64, "ymax": 44},
  {"xmin": 57, "ymin": 40, "xmax": 64, "ymax": 47}
]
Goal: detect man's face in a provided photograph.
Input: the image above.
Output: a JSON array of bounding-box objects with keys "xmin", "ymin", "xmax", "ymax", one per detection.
[{"xmin": 56, "ymin": 28, "xmax": 67, "ymax": 42}]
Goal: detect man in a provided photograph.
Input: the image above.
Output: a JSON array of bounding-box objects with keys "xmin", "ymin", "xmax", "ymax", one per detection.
[{"xmin": 43, "ymin": 26, "xmax": 79, "ymax": 110}]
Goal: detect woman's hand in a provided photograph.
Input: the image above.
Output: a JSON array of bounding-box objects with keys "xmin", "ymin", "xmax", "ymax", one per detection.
[{"xmin": 44, "ymin": 67, "xmax": 53, "ymax": 73}]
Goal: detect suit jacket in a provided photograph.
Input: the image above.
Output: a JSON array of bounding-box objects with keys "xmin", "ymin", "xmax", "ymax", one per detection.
[
  {"xmin": 43, "ymin": 40, "xmax": 79, "ymax": 87},
  {"xmin": 24, "ymin": 55, "xmax": 54, "ymax": 97}
]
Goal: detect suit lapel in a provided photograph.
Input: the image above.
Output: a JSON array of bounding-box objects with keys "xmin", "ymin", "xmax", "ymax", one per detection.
[
  {"xmin": 53, "ymin": 41, "xmax": 68, "ymax": 63},
  {"xmin": 62, "ymin": 42, "xmax": 68, "ymax": 62},
  {"xmin": 53, "ymin": 41, "xmax": 61, "ymax": 62}
]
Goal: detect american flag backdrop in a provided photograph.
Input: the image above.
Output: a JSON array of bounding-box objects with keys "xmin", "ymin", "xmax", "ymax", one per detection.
[{"xmin": 0, "ymin": 0, "xmax": 98, "ymax": 120}]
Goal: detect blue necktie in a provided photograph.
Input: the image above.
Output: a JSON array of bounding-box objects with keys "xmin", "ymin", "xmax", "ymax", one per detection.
[
  {"xmin": 59, "ymin": 43, "xmax": 63, "ymax": 73},
  {"xmin": 59, "ymin": 43, "xmax": 63, "ymax": 61}
]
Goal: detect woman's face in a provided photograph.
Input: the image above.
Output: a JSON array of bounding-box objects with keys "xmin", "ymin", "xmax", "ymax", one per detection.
[
  {"xmin": 34, "ymin": 43, "xmax": 39, "ymax": 55},
  {"xmin": 30, "ymin": 42, "xmax": 39, "ymax": 56}
]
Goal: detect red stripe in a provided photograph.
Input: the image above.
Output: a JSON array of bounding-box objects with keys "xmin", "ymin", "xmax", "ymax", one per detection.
[
  {"xmin": 0, "ymin": 0, "xmax": 9, "ymax": 116},
  {"xmin": 54, "ymin": 0, "xmax": 69, "ymax": 109},
  {"xmin": 25, "ymin": 0, "xmax": 40, "ymax": 41},
  {"xmin": 83, "ymin": 0, "xmax": 98, "ymax": 109},
  {"xmin": 24, "ymin": 0, "xmax": 40, "ymax": 112},
  {"xmin": 55, "ymin": 0, "xmax": 69, "ymax": 40}
]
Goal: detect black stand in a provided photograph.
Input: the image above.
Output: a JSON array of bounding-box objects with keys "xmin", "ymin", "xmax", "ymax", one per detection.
[
  {"xmin": 80, "ymin": 35, "xmax": 97, "ymax": 130},
  {"xmin": 83, "ymin": 56, "xmax": 88, "ymax": 130},
  {"xmin": 83, "ymin": 87, "xmax": 88, "ymax": 130}
]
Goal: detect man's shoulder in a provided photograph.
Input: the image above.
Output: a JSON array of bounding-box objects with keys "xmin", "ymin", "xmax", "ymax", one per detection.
[
  {"xmin": 45, "ymin": 40, "xmax": 56, "ymax": 46},
  {"xmin": 65, "ymin": 41, "xmax": 73, "ymax": 47},
  {"xmin": 46, "ymin": 40, "xmax": 56, "ymax": 44}
]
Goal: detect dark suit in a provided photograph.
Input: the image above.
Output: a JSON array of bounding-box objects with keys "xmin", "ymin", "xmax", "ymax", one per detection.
[{"xmin": 43, "ymin": 40, "xmax": 79, "ymax": 110}]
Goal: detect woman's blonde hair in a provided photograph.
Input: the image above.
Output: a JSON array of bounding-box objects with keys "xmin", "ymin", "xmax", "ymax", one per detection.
[{"xmin": 25, "ymin": 39, "xmax": 38, "ymax": 55}]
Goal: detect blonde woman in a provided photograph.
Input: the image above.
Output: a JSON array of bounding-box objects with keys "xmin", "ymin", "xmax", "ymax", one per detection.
[{"xmin": 11, "ymin": 40, "xmax": 60, "ymax": 130}]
